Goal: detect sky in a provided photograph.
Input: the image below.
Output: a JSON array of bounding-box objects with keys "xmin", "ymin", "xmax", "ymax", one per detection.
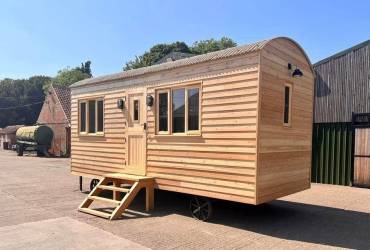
[{"xmin": 1, "ymin": 0, "xmax": 370, "ymax": 79}]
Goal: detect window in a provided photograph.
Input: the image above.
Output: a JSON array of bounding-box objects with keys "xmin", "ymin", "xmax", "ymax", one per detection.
[
  {"xmin": 79, "ymin": 98, "xmax": 104, "ymax": 134},
  {"xmin": 172, "ymin": 88, "xmax": 185, "ymax": 133},
  {"xmin": 88, "ymin": 100, "xmax": 96, "ymax": 133},
  {"xmin": 188, "ymin": 88, "xmax": 199, "ymax": 131},
  {"xmin": 158, "ymin": 92, "xmax": 169, "ymax": 132},
  {"xmin": 97, "ymin": 100, "xmax": 104, "ymax": 132},
  {"xmin": 80, "ymin": 102, "xmax": 86, "ymax": 132},
  {"xmin": 156, "ymin": 85, "xmax": 200, "ymax": 135},
  {"xmin": 133, "ymin": 100, "xmax": 139, "ymax": 122},
  {"xmin": 283, "ymin": 84, "xmax": 292, "ymax": 126}
]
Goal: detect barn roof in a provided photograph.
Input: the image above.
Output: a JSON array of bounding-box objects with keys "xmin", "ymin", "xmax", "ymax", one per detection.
[
  {"xmin": 52, "ymin": 85, "xmax": 71, "ymax": 122},
  {"xmin": 1, "ymin": 125, "xmax": 24, "ymax": 134},
  {"xmin": 314, "ymin": 39, "xmax": 370, "ymax": 66},
  {"xmin": 70, "ymin": 37, "xmax": 312, "ymax": 89}
]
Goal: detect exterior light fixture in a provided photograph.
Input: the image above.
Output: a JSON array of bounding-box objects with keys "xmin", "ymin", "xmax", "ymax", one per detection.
[
  {"xmin": 117, "ymin": 98, "xmax": 125, "ymax": 109},
  {"xmin": 288, "ymin": 63, "xmax": 303, "ymax": 78},
  {"xmin": 146, "ymin": 95, "xmax": 154, "ymax": 107},
  {"xmin": 292, "ymin": 68, "xmax": 303, "ymax": 78}
]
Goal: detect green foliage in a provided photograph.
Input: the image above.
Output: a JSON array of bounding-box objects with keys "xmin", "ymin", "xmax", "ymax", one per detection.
[
  {"xmin": 124, "ymin": 42, "xmax": 190, "ymax": 71},
  {"xmin": 123, "ymin": 37, "xmax": 237, "ymax": 71},
  {"xmin": 77, "ymin": 61, "xmax": 92, "ymax": 77},
  {"xmin": 0, "ymin": 76, "xmax": 50, "ymax": 127},
  {"xmin": 43, "ymin": 60, "xmax": 92, "ymax": 94},
  {"xmin": 190, "ymin": 37, "xmax": 237, "ymax": 55},
  {"xmin": 0, "ymin": 61, "xmax": 92, "ymax": 128}
]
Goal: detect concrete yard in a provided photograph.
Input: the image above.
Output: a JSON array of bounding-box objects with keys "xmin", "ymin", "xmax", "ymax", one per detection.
[{"xmin": 0, "ymin": 150, "xmax": 369, "ymax": 249}]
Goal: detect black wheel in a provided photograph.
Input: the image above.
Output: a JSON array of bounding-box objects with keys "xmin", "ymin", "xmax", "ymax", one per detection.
[
  {"xmin": 90, "ymin": 179, "xmax": 100, "ymax": 191},
  {"xmin": 17, "ymin": 144, "xmax": 23, "ymax": 156},
  {"xmin": 189, "ymin": 196, "xmax": 213, "ymax": 221}
]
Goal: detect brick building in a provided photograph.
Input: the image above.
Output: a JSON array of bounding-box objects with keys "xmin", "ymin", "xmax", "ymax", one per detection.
[{"xmin": 37, "ymin": 85, "xmax": 71, "ymax": 156}]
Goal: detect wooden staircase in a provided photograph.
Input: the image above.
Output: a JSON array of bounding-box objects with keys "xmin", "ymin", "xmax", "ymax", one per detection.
[{"xmin": 78, "ymin": 173, "xmax": 155, "ymax": 220}]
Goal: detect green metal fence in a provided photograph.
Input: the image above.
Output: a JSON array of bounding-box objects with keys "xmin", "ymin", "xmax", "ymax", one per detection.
[{"xmin": 311, "ymin": 123, "xmax": 354, "ymax": 186}]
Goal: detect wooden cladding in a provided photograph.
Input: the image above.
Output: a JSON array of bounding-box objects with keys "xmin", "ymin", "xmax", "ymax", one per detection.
[
  {"xmin": 314, "ymin": 41, "xmax": 370, "ymax": 123},
  {"xmin": 70, "ymin": 37, "xmax": 314, "ymax": 205}
]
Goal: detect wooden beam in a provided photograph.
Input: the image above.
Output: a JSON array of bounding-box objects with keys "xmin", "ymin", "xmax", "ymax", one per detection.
[
  {"xmin": 146, "ymin": 184, "xmax": 154, "ymax": 211},
  {"xmin": 110, "ymin": 182, "xmax": 141, "ymax": 220}
]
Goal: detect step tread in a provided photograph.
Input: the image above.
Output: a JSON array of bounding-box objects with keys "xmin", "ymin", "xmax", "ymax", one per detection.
[
  {"xmin": 89, "ymin": 196, "xmax": 121, "ymax": 205},
  {"xmin": 104, "ymin": 173, "xmax": 154, "ymax": 182},
  {"xmin": 98, "ymin": 185, "xmax": 130, "ymax": 193},
  {"xmin": 79, "ymin": 207, "xmax": 111, "ymax": 219}
]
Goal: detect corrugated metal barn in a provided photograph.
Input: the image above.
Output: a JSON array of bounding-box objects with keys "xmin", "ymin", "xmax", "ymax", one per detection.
[{"xmin": 312, "ymin": 39, "xmax": 370, "ymax": 186}]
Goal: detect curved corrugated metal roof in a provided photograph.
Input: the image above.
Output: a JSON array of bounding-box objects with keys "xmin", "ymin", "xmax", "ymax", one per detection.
[
  {"xmin": 70, "ymin": 39, "xmax": 269, "ymax": 88},
  {"xmin": 70, "ymin": 37, "xmax": 312, "ymax": 89}
]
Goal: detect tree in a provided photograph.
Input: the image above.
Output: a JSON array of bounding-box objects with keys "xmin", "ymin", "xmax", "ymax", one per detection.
[
  {"xmin": 124, "ymin": 42, "xmax": 190, "ymax": 71},
  {"xmin": 0, "ymin": 61, "xmax": 92, "ymax": 127},
  {"xmin": 190, "ymin": 37, "xmax": 237, "ymax": 55},
  {"xmin": 77, "ymin": 61, "xmax": 92, "ymax": 77},
  {"xmin": 0, "ymin": 76, "xmax": 50, "ymax": 127},
  {"xmin": 53, "ymin": 68, "xmax": 91, "ymax": 86},
  {"xmin": 43, "ymin": 61, "xmax": 92, "ymax": 93},
  {"xmin": 123, "ymin": 37, "xmax": 237, "ymax": 71}
]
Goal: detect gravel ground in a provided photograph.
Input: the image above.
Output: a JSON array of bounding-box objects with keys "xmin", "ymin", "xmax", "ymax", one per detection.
[{"xmin": 0, "ymin": 149, "xmax": 369, "ymax": 249}]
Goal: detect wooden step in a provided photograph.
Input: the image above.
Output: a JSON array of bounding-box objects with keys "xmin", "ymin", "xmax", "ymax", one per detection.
[
  {"xmin": 105, "ymin": 173, "xmax": 154, "ymax": 182},
  {"xmin": 98, "ymin": 185, "xmax": 130, "ymax": 193},
  {"xmin": 89, "ymin": 196, "xmax": 121, "ymax": 205},
  {"xmin": 79, "ymin": 207, "xmax": 111, "ymax": 219},
  {"xmin": 78, "ymin": 175, "xmax": 154, "ymax": 220}
]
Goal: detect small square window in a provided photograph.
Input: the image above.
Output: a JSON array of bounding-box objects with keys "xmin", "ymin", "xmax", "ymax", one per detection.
[{"xmin": 79, "ymin": 98, "xmax": 104, "ymax": 135}]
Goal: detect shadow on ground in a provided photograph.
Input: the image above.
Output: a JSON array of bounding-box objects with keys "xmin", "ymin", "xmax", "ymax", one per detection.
[{"xmin": 114, "ymin": 189, "xmax": 370, "ymax": 249}]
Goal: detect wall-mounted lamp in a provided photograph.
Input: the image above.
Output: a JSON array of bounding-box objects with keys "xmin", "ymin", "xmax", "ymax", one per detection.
[
  {"xmin": 292, "ymin": 68, "xmax": 303, "ymax": 78},
  {"xmin": 288, "ymin": 63, "xmax": 303, "ymax": 78},
  {"xmin": 146, "ymin": 95, "xmax": 154, "ymax": 107},
  {"xmin": 117, "ymin": 97, "xmax": 126, "ymax": 109}
]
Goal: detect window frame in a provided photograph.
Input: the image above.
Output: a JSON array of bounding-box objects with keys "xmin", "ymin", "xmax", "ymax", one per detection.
[
  {"xmin": 79, "ymin": 101, "xmax": 87, "ymax": 133},
  {"xmin": 156, "ymin": 89, "xmax": 170, "ymax": 135},
  {"xmin": 155, "ymin": 83, "xmax": 201, "ymax": 136},
  {"xmin": 132, "ymin": 98, "xmax": 140, "ymax": 123},
  {"xmin": 78, "ymin": 97, "xmax": 105, "ymax": 136},
  {"xmin": 283, "ymin": 83, "xmax": 293, "ymax": 127}
]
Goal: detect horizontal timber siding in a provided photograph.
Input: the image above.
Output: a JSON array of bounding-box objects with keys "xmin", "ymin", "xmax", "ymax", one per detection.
[
  {"xmin": 256, "ymin": 38, "xmax": 314, "ymax": 204},
  {"xmin": 146, "ymin": 68, "xmax": 259, "ymax": 204},
  {"xmin": 71, "ymin": 53, "xmax": 260, "ymax": 204},
  {"xmin": 71, "ymin": 90, "xmax": 127, "ymax": 177}
]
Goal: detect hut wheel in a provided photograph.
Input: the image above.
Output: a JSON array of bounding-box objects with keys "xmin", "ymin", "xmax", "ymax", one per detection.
[
  {"xmin": 189, "ymin": 196, "xmax": 213, "ymax": 221},
  {"xmin": 90, "ymin": 179, "xmax": 100, "ymax": 191}
]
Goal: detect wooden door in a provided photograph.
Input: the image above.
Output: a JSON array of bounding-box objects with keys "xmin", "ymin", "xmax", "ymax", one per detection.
[
  {"xmin": 354, "ymin": 128, "xmax": 370, "ymax": 187},
  {"xmin": 125, "ymin": 88, "xmax": 147, "ymax": 176}
]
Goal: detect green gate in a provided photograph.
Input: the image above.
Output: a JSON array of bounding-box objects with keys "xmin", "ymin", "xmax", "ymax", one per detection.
[{"xmin": 311, "ymin": 123, "xmax": 354, "ymax": 186}]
